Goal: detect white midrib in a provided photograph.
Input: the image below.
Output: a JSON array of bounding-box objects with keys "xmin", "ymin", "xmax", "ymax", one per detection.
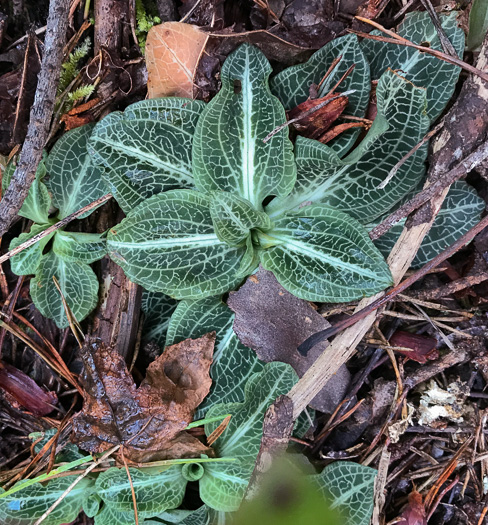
[
  {"xmin": 99, "ymin": 137, "xmax": 193, "ymax": 180},
  {"xmin": 271, "ymin": 234, "xmax": 380, "ymax": 280},
  {"xmin": 109, "ymin": 233, "xmax": 220, "ymax": 249},
  {"xmin": 242, "ymin": 55, "xmax": 255, "ymax": 205}
]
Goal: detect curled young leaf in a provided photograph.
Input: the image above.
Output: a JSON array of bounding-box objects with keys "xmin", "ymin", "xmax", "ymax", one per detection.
[
  {"xmin": 107, "ymin": 190, "xmax": 246, "ymax": 299},
  {"xmin": 52, "ymin": 231, "xmax": 107, "ymax": 264},
  {"xmin": 209, "ymin": 191, "xmax": 271, "ymax": 246},
  {"xmin": 259, "ymin": 205, "xmax": 393, "ymax": 303},
  {"xmin": 192, "ymin": 44, "xmax": 296, "ymax": 210}
]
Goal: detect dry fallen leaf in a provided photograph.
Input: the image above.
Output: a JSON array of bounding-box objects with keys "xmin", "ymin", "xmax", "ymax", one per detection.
[
  {"xmin": 146, "ymin": 22, "xmax": 209, "ymax": 99},
  {"xmin": 227, "ymin": 267, "xmax": 350, "ymax": 413},
  {"xmin": 72, "ymin": 333, "xmax": 215, "ymax": 462}
]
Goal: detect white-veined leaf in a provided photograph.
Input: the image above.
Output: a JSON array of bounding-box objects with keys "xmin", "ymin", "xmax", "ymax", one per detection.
[
  {"xmin": 270, "ymin": 34, "xmax": 371, "ymax": 156},
  {"xmin": 52, "ymin": 230, "xmax": 107, "ymax": 263},
  {"xmin": 165, "ymin": 296, "xmax": 264, "ymax": 419},
  {"xmin": 371, "ymin": 181, "xmax": 486, "ymax": 267},
  {"xmin": 2, "ymin": 158, "xmax": 51, "ymax": 224},
  {"xmin": 0, "ymin": 476, "xmax": 94, "ymax": 525},
  {"xmin": 30, "ymin": 251, "xmax": 99, "ymax": 328},
  {"xmin": 311, "ymin": 462, "xmax": 377, "ymax": 525},
  {"xmin": 362, "ymin": 11, "xmax": 464, "ymax": 121},
  {"xmin": 89, "ymin": 98, "xmax": 205, "ymax": 212},
  {"xmin": 200, "ymin": 363, "xmax": 298, "ymax": 511},
  {"xmin": 141, "ymin": 291, "xmax": 178, "ymax": 347},
  {"xmin": 210, "ymin": 191, "xmax": 271, "ymax": 246},
  {"xmin": 259, "ymin": 205, "xmax": 392, "ymax": 303},
  {"xmin": 9, "ymin": 223, "xmax": 55, "ymax": 276},
  {"xmin": 95, "ymin": 466, "xmax": 187, "ymax": 517},
  {"xmin": 107, "ymin": 190, "xmax": 246, "ymax": 299},
  {"xmin": 192, "ymin": 44, "xmax": 296, "ymax": 210},
  {"xmin": 45, "ymin": 124, "xmax": 107, "ymax": 219},
  {"xmin": 266, "ymin": 69, "xmax": 429, "ymax": 223}
]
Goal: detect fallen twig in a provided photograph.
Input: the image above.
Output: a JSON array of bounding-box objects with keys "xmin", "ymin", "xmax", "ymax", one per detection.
[
  {"xmin": 0, "ymin": 193, "xmax": 112, "ymax": 266},
  {"xmin": 0, "ymin": 0, "xmax": 71, "ymax": 238}
]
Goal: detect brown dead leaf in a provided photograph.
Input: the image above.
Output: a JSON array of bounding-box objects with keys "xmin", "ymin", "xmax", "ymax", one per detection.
[
  {"xmin": 227, "ymin": 267, "xmax": 350, "ymax": 413},
  {"xmin": 389, "ymin": 331, "xmax": 439, "ymax": 364},
  {"xmin": 146, "ymin": 22, "xmax": 209, "ymax": 99},
  {"xmin": 60, "ymin": 98, "xmax": 100, "ymax": 131},
  {"xmin": 72, "ymin": 333, "xmax": 215, "ymax": 462}
]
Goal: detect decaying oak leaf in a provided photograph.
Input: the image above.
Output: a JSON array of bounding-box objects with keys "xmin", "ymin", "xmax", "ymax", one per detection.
[
  {"xmin": 227, "ymin": 267, "xmax": 350, "ymax": 413},
  {"xmin": 146, "ymin": 22, "xmax": 209, "ymax": 99},
  {"xmin": 72, "ymin": 333, "xmax": 215, "ymax": 462}
]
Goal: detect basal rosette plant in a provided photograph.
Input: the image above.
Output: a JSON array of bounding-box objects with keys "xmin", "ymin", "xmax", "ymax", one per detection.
[{"xmin": 5, "ymin": 125, "xmax": 107, "ymax": 328}]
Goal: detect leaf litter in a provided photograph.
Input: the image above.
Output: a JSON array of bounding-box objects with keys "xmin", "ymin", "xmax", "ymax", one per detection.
[{"xmin": 72, "ymin": 333, "xmax": 215, "ymax": 462}]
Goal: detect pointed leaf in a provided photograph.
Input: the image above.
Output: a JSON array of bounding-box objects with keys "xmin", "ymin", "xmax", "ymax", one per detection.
[
  {"xmin": 89, "ymin": 99, "xmax": 205, "ymax": 212},
  {"xmin": 95, "ymin": 466, "xmax": 187, "ymax": 517},
  {"xmin": 467, "ymin": 0, "xmax": 488, "ymax": 50},
  {"xmin": 0, "ymin": 476, "xmax": 94, "ymax": 525},
  {"xmin": 210, "ymin": 191, "xmax": 271, "ymax": 246},
  {"xmin": 107, "ymin": 190, "xmax": 247, "ymax": 299},
  {"xmin": 141, "ymin": 291, "xmax": 178, "ymax": 346},
  {"xmin": 9, "ymin": 223, "xmax": 55, "ymax": 276},
  {"xmin": 266, "ymin": 69, "xmax": 429, "ymax": 223},
  {"xmin": 200, "ymin": 362, "xmax": 298, "ymax": 511},
  {"xmin": 260, "ymin": 205, "xmax": 392, "ymax": 303},
  {"xmin": 31, "ymin": 251, "xmax": 99, "ymax": 328},
  {"xmin": 165, "ymin": 296, "xmax": 264, "ymax": 419},
  {"xmin": 192, "ymin": 44, "xmax": 296, "ymax": 209},
  {"xmin": 371, "ymin": 181, "xmax": 486, "ymax": 268},
  {"xmin": 2, "ymin": 159, "xmax": 51, "ymax": 224},
  {"xmin": 45, "ymin": 124, "xmax": 107, "ymax": 219},
  {"xmin": 270, "ymin": 34, "xmax": 371, "ymax": 156},
  {"xmin": 362, "ymin": 11, "xmax": 465, "ymax": 121},
  {"xmin": 52, "ymin": 230, "xmax": 107, "ymax": 263},
  {"xmin": 311, "ymin": 462, "xmax": 377, "ymax": 525}
]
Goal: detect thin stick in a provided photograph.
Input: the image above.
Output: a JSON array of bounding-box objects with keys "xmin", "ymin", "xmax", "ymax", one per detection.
[
  {"xmin": 418, "ymin": 0, "xmax": 458, "ymax": 57},
  {"xmin": 34, "ymin": 445, "xmax": 120, "ymax": 525},
  {"xmin": 351, "ymin": 19, "xmax": 488, "ymax": 83},
  {"xmin": 377, "ymin": 122, "xmax": 443, "ymax": 189},
  {"xmin": 370, "ymin": 140, "xmax": 488, "ymax": 240},
  {"xmin": 262, "ymin": 91, "xmax": 356, "ymax": 143},
  {"xmin": 0, "ymin": 0, "xmax": 71, "ymax": 237},
  {"xmin": 0, "ymin": 193, "xmax": 112, "ymax": 265},
  {"xmin": 299, "ymin": 211, "xmax": 488, "ymax": 354}
]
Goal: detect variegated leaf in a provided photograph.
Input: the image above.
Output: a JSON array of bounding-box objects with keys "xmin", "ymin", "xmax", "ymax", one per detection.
[
  {"xmin": 312, "ymin": 462, "xmax": 377, "ymax": 525},
  {"xmin": 89, "ymin": 98, "xmax": 205, "ymax": 212},
  {"xmin": 165, "ymin": 296, "xmax": 264, "ymax": 419},
  {"xmin": 2, "ymin": 158, "xmax": 51, "ymax": 224},
  {"xmin": 95, "ymin": 466, "xmax": 187, "ymax": 517},
  {"xmin": 270, "ymin": 34, "xmax": 371, "ymax": 156},
  {"xmin": 9, "ymin": 223, "xmax": 55, "ymax": 276},
  {"xmin": 192, "ymin": 44, "xmax": 296, "ymax": 209},
  {"xmin": 0, "ymin": 477, "xmax": 94, "ymax": 525},
  {"xmin": 30, "ymin": 251, "xmax": 99, "ymax": 328},
  {"xmin": 141, "ymin": 290, "xmax": 178, "ymax": 346},
  {"xmin": 371, "ymin": 181, "xmax": 486, "ymax": 267},
  {"xmin": 52, "ymin": 230, "xmax": 107, "ymax": 264},
  {"xmin": 362, "ymin": 11, "xmax": 465, "ymax": 121},
  {"xmin": 200, "ymin": 363, "xmax": 298, "ymax": 512},
  {"xmin": 259, "ymin": 205, "xmax": 393, "ymax": 303},
  {"xmin": 266, "ymin": 69, "xmax": 429, "ymax": 223},
  {"xmin": 210, "ymin": 191, "xmax": 272, "ymax": 246},
  {"xmin": 107, "ymin": 190, "xmax": 246, "ymax": 299},
  {"xmin": 45, "ymin": 124, "xmax": 107, "ymax": 219}
]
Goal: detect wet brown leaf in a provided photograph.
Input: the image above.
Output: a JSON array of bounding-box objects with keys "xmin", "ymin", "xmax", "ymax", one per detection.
[
  {"xmin": 72, "ymin": 333, "xmax": 215, "ymax": 462},
  {"xmin": 146, "ymin": 22, "xmax": 209, "ymax": 99},
  {"xmin": 397, "ymin": 491, "xmax": 427, "ymax": 525},
  {"xmin": 389, "ymin": 331, "xmax": 439, "ymax": 364},
  {"xmin": 227, "ymin": 267, "xmax": 350, "ymax": 413}
]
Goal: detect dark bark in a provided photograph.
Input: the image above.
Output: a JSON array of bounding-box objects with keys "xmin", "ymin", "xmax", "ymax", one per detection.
[{"xmin": 0, "ymin": 0, "xmax": 70, "ymax": 238}]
